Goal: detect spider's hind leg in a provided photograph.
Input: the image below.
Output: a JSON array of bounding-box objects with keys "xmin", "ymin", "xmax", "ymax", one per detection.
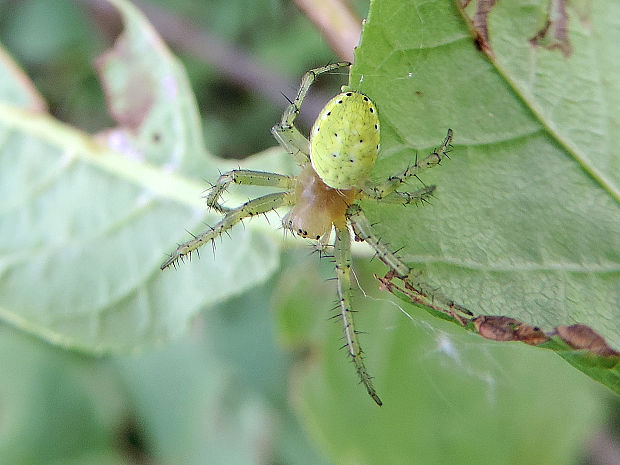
[
  {"xmin": 346, "ymin": 203, "xmax": 472, "ymax": 320},
  {"xmin": 161, "ymin": 191, "xmax": 294, "ymax": 270},
  {"xmin": 334, "ymin": 223, "xmax": 383, "ymax": 406}
]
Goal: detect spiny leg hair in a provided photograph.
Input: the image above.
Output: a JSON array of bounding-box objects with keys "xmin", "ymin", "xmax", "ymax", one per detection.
[
  {"xmin": 205, "ymin": 169, "xmax": 295, "ymax": 213},
  {"xmin": 334, "ymin": 223, "xmax": 383, "ymax": 406},
  {"xmin": 358, "ymin": 185, "xmax": 436, "ymax": 205},
  {"xmin": 161, "ymin": 192, "xmax": 294, "ymax": 270},
  {"xmin": 364, "ymin": 129, "xmax": 453, "ymax": 200}
]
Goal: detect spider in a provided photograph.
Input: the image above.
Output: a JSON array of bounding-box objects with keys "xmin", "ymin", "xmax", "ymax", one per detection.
[{"xmin": 162, "ymin": 62, "xmax": 463, "ymax": 406}]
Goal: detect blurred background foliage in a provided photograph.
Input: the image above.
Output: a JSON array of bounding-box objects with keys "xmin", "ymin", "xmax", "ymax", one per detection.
[
  {"xmin": 0, "ymin": 0, "xmax": 359, "ymax": 156},
  {"xmin": 0, "ymin": 0, "xmax": 619, "ymax": 464},
  {"xmin": 0, "ymin": 1, "xmax": 357, "ymax": 463}
]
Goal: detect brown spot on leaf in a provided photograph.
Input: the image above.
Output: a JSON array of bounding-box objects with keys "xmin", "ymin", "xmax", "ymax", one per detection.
[
  {"xmin": 555, "ymin": 324, "xmax": 620, "ymax": 357},
  {"xmin": 472, "ymin": 0, "xmax": 497, "ymax": 56},
  {"xmin": 457, "ymin": 0, "xmax": 497, "ymax": 57},
  {"xmin": 530, "ymin": 0, "xmax": 573, "ymax": 58},
  {"xmin": 473, "ymin": 315, "xmax": 549, "ymax": 345},
  {"xmin": 95, "ymin": 36, "xmax": 155, "ymax": 131}
]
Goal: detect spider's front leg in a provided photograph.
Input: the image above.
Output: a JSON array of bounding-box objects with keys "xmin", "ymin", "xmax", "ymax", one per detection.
[
  {"xmin": 363, "ymin": 129, "xmax": 453, "ymax": 200},
  {"xmin": 161, "ymin": 192, "xmax": 294, "ymax": 270},
  {"xmin": 346, "ymin": 203, "xmax": 472, "ymax": 320},
  {"xmin": 205, "ymin": 170, "xmax": 294, "ymax": 213},
  {"xmin": 271, "ymin": 62, "xmax": 351, "ymax": 165},
  {"xmin": 334, "ymin": 223, "xmax": 383, "ymax": 406}
]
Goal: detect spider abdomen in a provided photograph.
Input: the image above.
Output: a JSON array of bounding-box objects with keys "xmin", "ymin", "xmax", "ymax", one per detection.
[{"xmin": 310, "ymin": 91, "xmax": 380, "ymax": 190}]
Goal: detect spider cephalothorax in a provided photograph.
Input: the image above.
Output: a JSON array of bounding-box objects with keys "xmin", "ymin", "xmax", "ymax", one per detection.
[
  {"xmin": 162, "ymin": 62, "xmax": 465, "ymax": 405},
  {"xmin": 283, "ymin": 165, "xmax": 357, "ymax": 241}
]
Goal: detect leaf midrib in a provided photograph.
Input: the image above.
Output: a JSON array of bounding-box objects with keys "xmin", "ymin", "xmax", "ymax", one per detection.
[
  {"xmin": 0, "ymin": 103, "xmax": 244, "ymax": 208},
  {"xmin": 454, "ymin": 14, "xmax": 620, "ymax": 205}
]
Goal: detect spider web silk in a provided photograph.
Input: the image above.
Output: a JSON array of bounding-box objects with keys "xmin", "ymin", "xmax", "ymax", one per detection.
[{"xmin": 349, "ymin": 263, "xmax": 512, "ymax": 408}]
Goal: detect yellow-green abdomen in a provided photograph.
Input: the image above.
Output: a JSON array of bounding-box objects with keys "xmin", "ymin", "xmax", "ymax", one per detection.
[{"xmin": 310, "ymin": 91, "xmax": 380, "ymax": 189}]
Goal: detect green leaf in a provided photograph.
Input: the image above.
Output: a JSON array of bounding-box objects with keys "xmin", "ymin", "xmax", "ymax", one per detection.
[
  {"xmin": 283, "ymin": 1, "xmax": 617, "ymax": 461},
  {"xmin": 116, "ymin": 335, "xmax": 272, "ymax": 465},
  {"xmin": 0, "ymin": 324, "xmax": 126, "ymax": 464},
  {"xmin": 0, "ymin": 0, "xmax": 285, "ymax": 352},
  {"xmin": 349, "ymin": 0, "xmax": 619, "ymax": 389},
  {"xmin": 117, "ymin": 267, "xmax": 331, "ymax": 465}
]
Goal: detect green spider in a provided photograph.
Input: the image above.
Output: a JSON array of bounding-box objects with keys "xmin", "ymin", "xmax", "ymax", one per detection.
[{"xmin": 162, "ymin": 62, "xmax": 464, "ymax": 405}]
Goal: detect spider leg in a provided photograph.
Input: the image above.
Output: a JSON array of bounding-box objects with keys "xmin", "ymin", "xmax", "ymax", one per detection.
[
  {"xmin": 205, "ymin": 169, "xmax": 295, "ymax": 213},
  {"xmin": 271, "ymin": 62, "xmax": 351, "ymax": 166},
  {"xmin": 359, "ymin": 185, "xmax": 436, "ymax": 204},
  {"xmin": 271, "ymin": 124, "xmax": 311, "ymax": 166},
  {"xmin": 334, "ymin": 223, "xmax": 383, "ymax": 406},
  {"xmin": 161, "ymin": 192, "xmax": 294, "ymax": 270},
  {"xmin": 346, "ymin": 203, "xmax": 472, "ymax": 318},
  {"xmin": 363, "ymin": 129, "xmax": 453, "ymax": 199}
]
